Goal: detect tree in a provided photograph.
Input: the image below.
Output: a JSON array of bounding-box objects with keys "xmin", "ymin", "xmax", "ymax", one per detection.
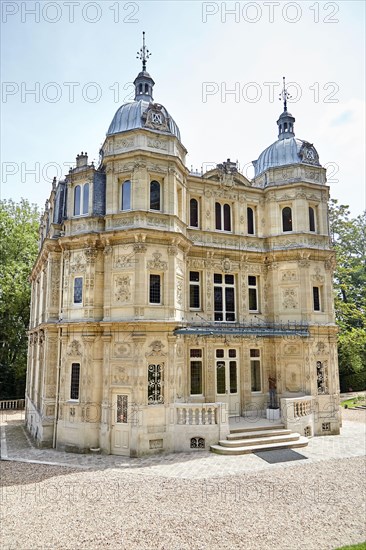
[
  {"xmin": 329, "ymin": 199, "xmax": 366, "ymax": 378},
  {"xmin": 0, "ymin": 199, "xmax": 40, "ymax": 399}
]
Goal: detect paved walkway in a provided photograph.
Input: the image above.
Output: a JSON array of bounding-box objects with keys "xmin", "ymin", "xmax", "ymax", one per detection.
[{"xmin": 1, "ymin": 410, "xmax": 365, "ymax": 479}]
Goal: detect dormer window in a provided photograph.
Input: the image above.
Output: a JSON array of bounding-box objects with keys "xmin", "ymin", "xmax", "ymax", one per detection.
[{"xmin": 74, "ymin": 183, "xmax": 89, "ymax": 216}]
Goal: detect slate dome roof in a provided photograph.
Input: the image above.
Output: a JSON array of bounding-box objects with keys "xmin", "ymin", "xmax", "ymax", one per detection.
[{"xmin": 107, "ymin": 99, "xmax": 181, "ymax": 141}]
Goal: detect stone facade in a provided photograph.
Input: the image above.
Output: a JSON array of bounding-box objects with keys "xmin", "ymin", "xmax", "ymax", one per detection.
[{"xmin": 25, "ymin": 57, "xmax": 341, "ymax": 456}]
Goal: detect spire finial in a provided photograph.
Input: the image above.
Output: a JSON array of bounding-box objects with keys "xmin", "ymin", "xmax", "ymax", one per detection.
[
  {"xmin": 136, "ymin": 31, "xmax": 151, "ymax": 72},
  {"xmin": 279, "ymin": 76, "xmax": 291, "ymax": 112}
]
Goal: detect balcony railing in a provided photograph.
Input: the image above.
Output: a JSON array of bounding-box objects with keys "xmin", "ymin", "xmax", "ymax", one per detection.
[{"xmin": 175, "ymin": 320, "xmax": 309, "ymax": 337}]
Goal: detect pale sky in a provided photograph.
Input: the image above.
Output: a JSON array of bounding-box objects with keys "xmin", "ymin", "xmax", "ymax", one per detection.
[{"xmin": 1, "ymin": 0, "xmax": 365, "ymax": 216}]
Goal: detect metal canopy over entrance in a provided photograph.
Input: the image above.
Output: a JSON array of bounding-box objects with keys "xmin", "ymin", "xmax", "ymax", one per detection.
[{"xmin": 174, "ymin": 321, "xmax": 310, "ymax": 338}]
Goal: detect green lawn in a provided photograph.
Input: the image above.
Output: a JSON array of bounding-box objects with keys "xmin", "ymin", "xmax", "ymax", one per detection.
[
  {"xmin": 340, "ymin": 396, "xmax": 366, "ymax": 408},
  {"xmin": 334, "ymin": 543, "xmax": 366, "ymax": 550}
]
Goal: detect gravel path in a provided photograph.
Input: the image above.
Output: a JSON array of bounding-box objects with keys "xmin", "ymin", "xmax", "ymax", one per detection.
[{"xmin": 1, "ymin": 456, "xmax": 365, "ymax": 550}]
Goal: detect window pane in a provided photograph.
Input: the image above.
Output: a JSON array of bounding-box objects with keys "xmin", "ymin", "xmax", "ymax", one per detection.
[
  {"xmin": 282, "ymin": 207, "xmax": 293, "ymax": 232},
  {"xmin": 149, "ymin": 275, "xmax": 161, "ymax": 303},
  {"xmin": 70, "ymin": 363, "xmax": 80, "ymax": 399},
  {"xmin": 216, "ymin": 361, "xmax": 226, "ymax": 394},
  {"xmin": 216, "ymin": 349, "xmax": 224, "ymax": 358},
  {"xmin": 249, "ymin": 288, "xmax": 257, "ymax": 311},
  {"xmin": 74, "ymin": 277, "xmax": 83, "ymax": 304},
  {"xmin": 190, "ymin": 271, "xmax": 199, "ymax": 282},
  {"xmin": 190, "ymin": 349, "xmax": 202, "ymax": 358},
  {"xmin": 248, "ymin": 276, "xmax": 256, "ymax": 286},
  {"xmin": 122, "ymin": 180, "xmax": 131, "ymax": 210},
  {"xmin": 225, "ymin": 274, "xmax": 234, "ymax": 285},
  {"xmin": 190, "ymin": 361, "xmax": 202, "ymax": 394},
  {"xmin": 309, "ymin": 207, "xmax": 315, "ymax": 232},
  {"xmin": 229, "ymin": 361, "xmax": 237, "ymax": 393},
  {"xmin": 229, "ymin": 349, "xmax": 236, "ymax": 358},
  {"xmin": 250, "ymin": 349, "xmax": 260, "ymax": 357},
  {"xmin": 247, "ymin": 207, "xmax": 254, "ymax": 234},
  {"xmin": 215, "ymin": 202, "xmax": 221, "ymax": 230},
  {"xmin": 74, "ymin": 185, "xmax": 81, "ymax": 215},
  {"xmin": 190, "ymin": 285, "xmax": 200, "ymax": 308},
  {"xmin": 148, "ymin": 363, "xmax": 163, "ymax": 404},
  {"xmin": 116, "ymin": 394, "xmax": 128, "ymax": 423},
  {"xmin": 214, "ymin": 274, "xmax": 222, "ymax": 284},
  {"xmin": 214, "ymin": 287, "xmax": 223, "ymax": 321},
  {"xmin": 150, "ymin": 181, "xmax": 160, "ymax": 210},
  {"xmin": 82, "ymin": 183, "xmax": 89, "ymax": 215},
  {"xmin": 251, "ymin": 360, "xmax": 261, "ymax": 392},
  {"xmin": 223, "ymin": 204, "xmax": 231, "ymax": 231},
  {"xmin": 190, "ymin": 198, "xmax": 198, "ymax": 227},
  {"xmin": 313, "ymin": 287, "xmax": 320, "ymax": 311},
  {"xmin": 225, "ymin": 287, "xmax": 235, "ymax": 312}
]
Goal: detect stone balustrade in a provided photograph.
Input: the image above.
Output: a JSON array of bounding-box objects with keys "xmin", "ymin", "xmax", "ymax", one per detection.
[
  {"xmin": 0, "ymin": 399, "xmax": 25, "ymax": 410},
  {"xmin": 293, "ymin": 399, "xmax": 312, "ymax": 418},
  {"xmin": 175, "ymin": 403, "xmax": 218, "ymax": 425}
]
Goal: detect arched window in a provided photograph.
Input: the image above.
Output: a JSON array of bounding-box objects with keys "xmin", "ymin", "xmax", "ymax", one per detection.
[
  {"xmin": 223, "ymin": 204, "xmax": 231, "ymax": 231},
  {"xmin": 309, "ymin": 207, "xmax": 315, "ymax": 232},
  {"xmin": 121, "ymin": 180, "xmax": 131, "ymax": 210},
  {"xmin": 150, "ymin": 181, "xmax": 161, "ymax": 210},
  {"xmin": 139, "ymin": 83, "xmax": 143, "ymax": 93},
  {"xmin": 74, "ymin": 185, "xmax": 81, "ymax": 215},
  {"xmin": 82, "ymin": 183, "xmax": 89, "ymax": 215},
  {"xmin": 145, "ymin": 83, "xmax": 149, "ymax": 93},
  {"xmin": 247, "ymin": 207, "xmax": 254, "ymax": 235},
  {"xmin": 282, "ymin": 207, "xmax": 293, "ymax": 232},
  {"xmin": 190, "ymin": 198, "xmax": 199, "ymax": 228}
]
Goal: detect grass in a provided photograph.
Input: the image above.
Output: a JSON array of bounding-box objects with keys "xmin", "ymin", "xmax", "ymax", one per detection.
[
  {"xmin": 334, "ymin": 543, "xmax": 366, "ymax": 550},
  {"xmin": 340, "ymin": 395, "xmax": 366, "ymax": 408}
]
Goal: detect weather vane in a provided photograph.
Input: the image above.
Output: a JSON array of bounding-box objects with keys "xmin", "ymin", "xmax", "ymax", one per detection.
[
  {"xmin": 136, "ymin": 31, "xmax": 151, "ymax": 72},
  {"xmin": 279, "ymin": 76, "xmax": 292, "ymax": 112}
]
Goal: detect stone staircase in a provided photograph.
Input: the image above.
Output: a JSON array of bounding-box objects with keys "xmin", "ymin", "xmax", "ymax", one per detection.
[{"xmin": 211, "ymin": 424, "xmax": 309, "ymax": 455}]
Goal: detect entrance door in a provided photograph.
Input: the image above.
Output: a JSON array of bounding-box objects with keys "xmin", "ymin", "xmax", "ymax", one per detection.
[
  {"xmin": 215, "ymin": 348, "xmax": 240, "ymax": 416},
  {"xmin": 111, "ymin": 392, "xmax": 131, "ymax": 455}
]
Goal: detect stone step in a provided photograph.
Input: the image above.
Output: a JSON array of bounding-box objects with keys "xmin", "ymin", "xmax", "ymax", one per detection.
[
  {"xmin": 227, "ymin": 429, "xmax": 292, "ymax": 440},
  {"xmin": 210, "ymin": 436, "xmax": 309, "ymax": 455},
  {"xmin": 219, "ymin": 433, "xmax": 300, "ymax": 448},
  {"xmin": 230, "ymin": 424, "xmax": 285, "ymax": 434}
]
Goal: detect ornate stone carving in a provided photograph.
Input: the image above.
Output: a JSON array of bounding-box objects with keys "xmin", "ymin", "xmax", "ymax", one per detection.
[
  {"xmin": 147, "ymin": 252, "xmax": 167, "ymax": 271},
  {"xmin": 176, "ymin": 279, "xmax": 183, "ymax": 306},
  {"xmin": 146, "ymin": 340, "xmax": 167, "ymax": 357},
  {"xmin": 70, "ymin": 253, "xmax": 86, "ymax": 273},
  {"xmin": 311, "ymin": 267, "xmax": 325, "ymax": 284},
  {"xmin": 114, "ymin": 254, "xmax": 134, "ymax": 269},
  {"xmin": 282, "ymin": 288, "xmax": 298, "ymax": 309},
  {"xmin": 281, "ymin": 270, "xmax": 298, "ymax": 282},
  {"xmin": 115, "ymin": 276, "xmax": 131, "ymax": 302},
  {"xmin": 67, "ymin": 340, "xmax": 81, "ymax": 356},
  {"xmin": 112, "ymin": 366, "xmax": 130, "ymax": 385},
  {"xmin": 221, "ymin": 258, "xmax": 232, "ymax": 273},
  {"xmin": 84, "ymin": 248, "xmax": 98, "ymax": 264}
]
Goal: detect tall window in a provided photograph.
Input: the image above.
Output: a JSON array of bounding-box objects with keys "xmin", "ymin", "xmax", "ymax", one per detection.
[
  {"xmin": 148, "ymin": 363, "xmax": 164, "ymax": 404},
  {"xmin": 215, "ymin": 349, "xmax": 237, "ymax": 395},
  {"xmin": 247, "ymin": 207, "xmax": 255, "ymax": 235},
  {"xmin": 215, "ymin": 202, "xmax": 231, "ymax": 231},
  {"xmin": 70, "ymin": 363, "xmax": 80, "ymax": 400},
  {"xmin": 248, "ymin": 276, "xmax": 258, "ymax": 312},
  {"xmin": 190, "ymin": 198, "xmax": 199, "ymax": 227},
  {"xmin": 150, "ymin": 180, "xmax": 161, "ymax": 210},
  {"xmin": 282, "ymin": 207, "xmax": 293, "ymax": 232},
  {"xmin": 250, "ymin": 349, "xmax": 261, "ymax": 392},
  {"xmin": 313, "ymin": 286, "xmax": 321, "ymax": 311},
  {"xmin": 73, "ymin": 277, "xmax": 83, "ymax": 304},
  {"xmin": 74, "ymin": 183, "xmax": 89, "ymax": 216},
  {"xmin": 189, "ymin": 271, "xmax": 200, "ymax": 309},
  {"xmin": 214, "ymin": 273, "xmax": 235, "ymax": 321},
  {"xmin": 149, "ymin": 274, "xmax": 161, "ymax": 304},
  {"xmin": 190, "ymin": 349, "xmax": 203, "ymax": 395},
  {"xmin": 309, "ymin": 207, "xmax": 316, "ymax": 232},
  {"xmin": 121, "ymin": 180, "xmax": 131, "ymax": 210}
]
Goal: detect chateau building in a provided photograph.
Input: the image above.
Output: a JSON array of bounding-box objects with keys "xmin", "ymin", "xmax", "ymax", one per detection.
[{"xmin": 25, "ymin": 36, "xmax": 341, "ymax": 456}]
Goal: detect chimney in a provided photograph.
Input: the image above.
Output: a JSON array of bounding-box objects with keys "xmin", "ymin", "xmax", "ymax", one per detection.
[{"xmin": 76, "ymin": 151, "xmax": 88, "ymax": 168}]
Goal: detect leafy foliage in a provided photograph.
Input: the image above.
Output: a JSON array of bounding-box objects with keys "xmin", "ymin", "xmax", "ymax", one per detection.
[
  {"xmin": 329, "ymin": 199, "xmax": 366, "ymax": 377},
  {"xmin": 0, "ymin": 199, "xmax": 39, "ymax": 399}
]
